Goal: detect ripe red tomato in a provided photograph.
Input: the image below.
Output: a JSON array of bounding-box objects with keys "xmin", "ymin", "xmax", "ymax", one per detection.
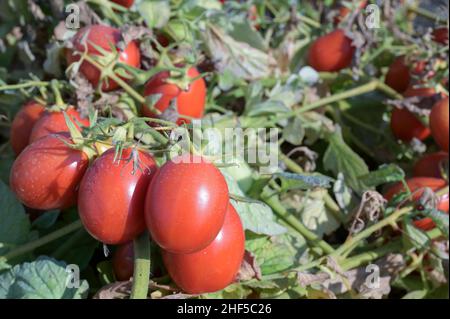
[
  {"xmin": 10, "ymin": 134, "xmax": 89, "ymax": 210},
  {"xmin": 29, "ymin": 107, "xmax": 89, "ymax": 143},
  {"xmin": 390, "ymin": 108, "xmax": 431, "ymax": 142},
  {"xmin": 413, "ymin": 152, "xmax": 448, "ymax": 178},
  {"xmin": 142, "ymin": 67, "xmax": 206, "ymax": 125},
  {"xmin": 110, "ymin": 0, "xmax": 134, "ymax": 8},
  {"xmin": 334, "ymin": 0, "xmax": 367, "ymax": 24},
  {"xmin": 307, "ymin": 29, "xmax": 355, "ymax": 72},
  {"xmin": 145, "ymin": 154, "xmax": 229, "ymax": 254},
  {"xmin": 10, "ymin": 101, "xmax": 45, "ymax": 155},
  {"xmin": 112, "ymin": 242, "xmax": 134, "ymax": 281},
  {"xmin": 78, "ymin": 148, "xmax": 157, "ymax": 245},
  {"xmin": 66, "ymin": 25, "xmax": 141, "ymax": 92},
  {"xmin": 430, "ymin": 97, "xmax": 449, "ymax": 152},
  {"xmin": 384, "ymin": 177, "xmax": 449, "ymax": 231},
  {"xmin": 162, "ymin": 204, "xmax": 245, "ymax": 294},
  {"xmin": 390, "ymin": 86, "xmax": 435, "ymax": 142},
  {"xmin": 432, "ymin": 27, "xmax": 449, "ymax": 45},
  {"xmin": 385, "ymin": 57, "xmax": 428, "ymax": 93}
]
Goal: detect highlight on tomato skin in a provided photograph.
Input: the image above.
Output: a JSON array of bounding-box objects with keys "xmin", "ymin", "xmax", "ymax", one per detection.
[
  {"xmin": 78, "ymin": 148, "xmax": 157, "ymax": 245},
  {"xmin": 162, "ymin": 204, "xmax": 245, "ymax": 294},
  {"xmin": 112, "ymin": 242, "xmax": 134, "ymax": 281},
  {"xmin": 29, "ymin": 107, "xmax": 90, "ymax": 143},
  {"xmin": 413, "ymin": 152, "xmax": 449, "ymax": 178},
  {"xmin": 145, "ymin": 154, "xmax": 229, "ymax": 254},
  {"xmin": 307, "ymin": 29, "xmax": 355, "ymax": 72},
  {"xmin": 9, "ymin": 133, "xmax": 89, "ymax": 211},
  {"xmin": 65, "ymin": 25, "xmax": 141, "ymax": 92},
  {"xmin": 10, "ymin": 100, "xmax": 45, "ymax": 156},
  {"xmin": 384, "ymin": 177, "xmax": 449, "ymax": 231},
  {"xmin": 142, "ymin": 67, "xmax": 206, "ymax": 125},
  {"xmin": 429, "ymin": 97, "xmax": 449, "ymax": 153}
]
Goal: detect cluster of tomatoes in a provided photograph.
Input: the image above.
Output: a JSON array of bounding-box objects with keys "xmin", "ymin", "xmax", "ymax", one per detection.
[
  {"xmin": 306, "ymin": 9, "xmax": 449, "ymax": 231},
  {"xmin": 7, "ymin": 14, "xmax": 245, "ymax": 294}
]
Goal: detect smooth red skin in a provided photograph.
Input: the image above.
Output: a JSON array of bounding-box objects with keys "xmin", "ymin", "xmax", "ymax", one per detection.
[
  {"xmin": 10, "ymin": 134, "xmax": 89, "ymax": 210},
  {"xmin": 413, "ymin": 152, "xmax": 449, "ymax": 178},
  {"xmin": 430, "ymin": 97, "xmax": 449, "ymax": 152},
  {"xmin": 78, "ymin": 148, "xmax": 157, "ymax": 245},
  {"xmin": 29, "ymin": 107, "xmax": 90, "ymax": 143},
  {"xmin": 111, "ymin": 0, "xmax": 134, "ymax": 8},
  {"xmin": 145, "ymin": 154, "xmax": 229, "ymax": 254},
  {"xmin": 10, "ymin": 101, "xmax": 45, "ymax": 155},
  {"xmin": 432, "ymin": 28, "xmax": 449, "ymax": 45},
  {"xmin": 307, "ymin": 29, "xmax": 355, "ymax": 72},
  {"xmin": 66, "ymin": 25, "xmax": 141, "ymax": 92},
  {"xmin": 162, "ymin": 204, "xmax": 245, "ymax": 294},
  {"xmin": 390, "ymin": 86, "xmax": 435, "ymax": 142},
  {"xmin": 385, "ymin": 177, "xmax": 449, "ymax": 231},
  {"xmin": 112, "ymin": 242, "xmax": 134, "ymax": 281},
  {"xmin": 385, "ymin": 56, "xmax": 411, "ymax": 93},
  {"xmin": 142, "ymin": 67, "xmax": 206, "ymax": 125},
  {"xmin": 390, "ymin": 108, "xmax": 431, "ymax": 142}
]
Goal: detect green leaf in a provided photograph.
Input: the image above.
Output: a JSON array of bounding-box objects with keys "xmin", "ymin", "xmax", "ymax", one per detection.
[
  {"xmin": 221, "ymin": 171, "xmax": 286, "ymax": 236},
  {"xmin": 0, "ymin": 256, "xmax": 89, "ymax": 299},
  {"xmin": 228, "ymin": 21, "xmax": 266, "ymax": 51},
  {"xmin": 359, "ymin": 164, "xmax": 405, "ymax": 188},
  {"xmin": 425, "ymin": 209, "xmax": 449, "ymax": 238},
  {"xmin": 245, "ymin": 233, "xmax": 306, "ymax": 275},
  {"xmin": 323, "ymin": 129, "xmax": 370, "ymax": 193},
  {"xmin": 203, "ymin": 25, "xmax": 274, "ymax": 81},
  {"xmin": 404, "ymin": 220, "xmax": 430, "ymax": 250},
  {"xmin": 0, "ymin": 180, "xmax": 30, "ymax": 255},
  {"xmin": 402, "ymin": 290, "xmax": 428, "ymax": 299},
  {"xmin": 282, "ymin": 116, "xmax": 305, "ymax": 146},
  {"xmin": 138, "ymin": 0, "xmax": 170, "ymax": 29},
  {"xmin": 275, "ymin": 172, "xmax": 333, "ymax": 192}
]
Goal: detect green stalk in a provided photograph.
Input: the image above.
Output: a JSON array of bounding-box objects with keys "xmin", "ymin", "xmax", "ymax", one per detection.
[
  {"xmin": 340, "ymin": 240, "xmax": 402, "ymax": 271},
  {"xmin": 261, "ymin": 188, "xmax": 335, "ymax": 255},
  {"xmin": 0, "ymin": 81, "xmax": 49, "ymax": 91},
  {"xmin": 333, "ymin": 207, "xmax": 412, "ymax": 258},
  {"xmin": 0, "ymin": 220, "xmax": 83, "ymax": 262},
  {"xmin": 130, "ymin": 232, "xmax": 151, "ymax": 299}
]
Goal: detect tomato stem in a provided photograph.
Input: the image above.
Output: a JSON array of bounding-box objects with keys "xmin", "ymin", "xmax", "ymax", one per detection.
[
  {"xmin": 261, "ymin": 187, "xmax": 335, "ymax": 255},
  {"xmin": 333, "ymin": 206, "xmax": 412, "ymax": 259},
  {"xmin": 130, "ymin": 232, "xmax": 151, "ymax": 299},
  {"xmin": 0, "ymin": 81, "xmax": 49, "ymax": 91},
  {"xmin": 0, "ymin": 220, "xmax": 83, "ymax": 262}
]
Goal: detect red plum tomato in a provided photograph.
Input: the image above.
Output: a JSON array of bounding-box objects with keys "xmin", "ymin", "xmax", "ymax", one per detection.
[
  {"xmin": 78, "ymin": 148, "xmax": 157, "ymax": 245},
  {"xmin": 384, "ymin": 177, "xmax": 449, "ymax": 231},
  {"xmin": 145, "ymin": 154, "xmax": 229, "ymax": 254},
  {"xmin": 66, "ymin": 25, "xmax": 140, "ymax": 91},
  {"xmin": 29, "ymin": 107, "xmax": 89, "ymax": 143},
  {"xmin": 162, "ymin": 204, "xmax": 245, "ymax": 294},
  {"xmin": 413, "ymin": 152, "xmax": 448, "ymax": 178},
  {"xmin": 430, "ymin": 97, "xmax": 449, "ymax": 152},
  {"xmin": 10, "ymin": 101, "xmax": 45, "ymax": 155},
  {"xmin": 112, "ymin": 242, "xmax": 134, "ymax": 281},
  {"xmin": 10, "ymin": 134, "xmax": 89, "ymax": 210},
  {"xmin": 307, "ymin": 29, "xmax": 355, "ymax": 72},
  {"xmin": 142, "ymin": 67, "xmax": 206, "ymax": 125}
]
